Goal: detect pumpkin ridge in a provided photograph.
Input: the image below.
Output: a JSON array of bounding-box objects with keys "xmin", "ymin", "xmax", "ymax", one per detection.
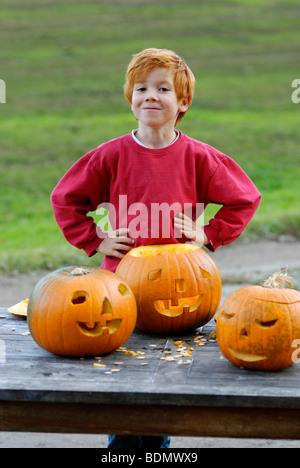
[
  {"xmin": 164, "ymin": 253, "xmax": 172, "ymax": 330},
  {"xmin": 237, "ymin": 291, "xmax": 251, "ymax": 358},
  {"xmin": 47, "ymin": 277, "xmax": 63, "ymax": 354},
  {"xmin": 283, "ymin": 288, "xmax": 297, "ymax": 369},
  {"xmin": 182, "ymin": 250, "xmax": 201, "ymax": 329},
  {"xmin": 137, "ymin": 254, "xmax": 150, "ymax": 331}
]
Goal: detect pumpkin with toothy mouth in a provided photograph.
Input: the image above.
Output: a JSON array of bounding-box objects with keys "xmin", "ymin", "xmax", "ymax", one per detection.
[
  {"xmin": 28, "ymin": 266, "xmax": 137, "ymax": 357},
  {"xmin": 116, "ymin": 244, "xmax": 222, "ymax": 334}
]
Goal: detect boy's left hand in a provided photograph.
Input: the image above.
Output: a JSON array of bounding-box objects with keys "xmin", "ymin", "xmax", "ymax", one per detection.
[{"xmin": 174, "ymin": 212, "xmax": 209, "ymax": 246}]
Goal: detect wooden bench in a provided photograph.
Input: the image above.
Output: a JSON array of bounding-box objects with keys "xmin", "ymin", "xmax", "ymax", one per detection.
[{"xmin": 1, "ymin": 306, "xmax": 300, "ymax": 439}]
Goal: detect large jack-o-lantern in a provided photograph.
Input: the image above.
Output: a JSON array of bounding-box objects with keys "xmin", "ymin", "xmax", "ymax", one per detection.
[
  {"xmin": 116, "ymin": 244, "xmax": 222, "ymax": 334},
  {"xmin": 27, "ymin": 266, "xmax": 137, "ymax": 356},
  {"xmin": 216, "ymin": 268, "xmax": 300, "ymax": 371}
]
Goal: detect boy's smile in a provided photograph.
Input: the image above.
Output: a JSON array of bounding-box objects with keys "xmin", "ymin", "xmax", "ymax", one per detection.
[{"xmin": 131, "ymin": 67, "xmax": 189, "ymax": 147}]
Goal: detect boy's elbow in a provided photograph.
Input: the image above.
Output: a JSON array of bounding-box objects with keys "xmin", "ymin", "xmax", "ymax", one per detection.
[
  {"xmin": 253, "ymin": 189, "xmax": 262, "ymax": 210},
  {"xmin": 50, "ymin": 189, "xmax": 56, "ymax": 206},
  {"xmin": 50, "ymin": 184, "xmax": 63, "ymax": 208}
]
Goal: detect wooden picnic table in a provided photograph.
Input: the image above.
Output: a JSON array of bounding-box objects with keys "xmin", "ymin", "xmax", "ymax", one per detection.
[{"xmin": 1, "ymin": 305, "xmax": 300, "ymax": 440}]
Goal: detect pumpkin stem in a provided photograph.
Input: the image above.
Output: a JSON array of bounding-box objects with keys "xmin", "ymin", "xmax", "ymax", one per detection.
[
  {"xmin": 261, "ymin": 266, "xmax": 293, "ymax": 289},
  {"xmin": 70, "ymin": 267, "xmax": 90, "ymax": 276}
]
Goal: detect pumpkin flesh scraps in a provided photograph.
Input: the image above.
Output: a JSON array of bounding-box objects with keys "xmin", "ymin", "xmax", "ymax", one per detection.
[{"xmin": 8, "ymin": 299, "xmax": 29, "ymax": 317}]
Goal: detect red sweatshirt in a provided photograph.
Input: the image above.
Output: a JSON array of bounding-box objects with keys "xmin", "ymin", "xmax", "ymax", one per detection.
[{"xmin": 51, "ymin": 132, "xmax": 261, "ymax": 272}]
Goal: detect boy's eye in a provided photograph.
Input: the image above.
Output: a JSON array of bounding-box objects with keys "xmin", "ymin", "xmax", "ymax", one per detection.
[
  {"xmin": 136, "ymin": 87, "xmax": 146, "ymax": 92},
  {"xmin": 159, "ymin": 87, "xmax": 169, "ymax": 92}
]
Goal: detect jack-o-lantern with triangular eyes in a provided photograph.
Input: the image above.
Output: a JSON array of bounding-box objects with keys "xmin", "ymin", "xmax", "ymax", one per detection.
[
  {"xmin": 216, "ymin": 269, "xmax": 300, "ymax": 371},
  {"xmin": 28, "ymin": 266, "xmax": 137, "ymax": 356},
  {"xmin": 116, "ymin": 244, "xmax": 222, "ymax": 334}
]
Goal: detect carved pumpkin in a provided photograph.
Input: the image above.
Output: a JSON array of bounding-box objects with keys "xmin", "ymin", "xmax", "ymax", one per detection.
[
  {"xmin": 27, "ymin": 266, "xmax": 137, "ymax": 356},
  {"xmin": 216, "ymin": 268, "xmax": 300, "ymax": 371},
  {"xmin": 116, "ymin": 244, "xmax": 222, "ymax": 333}
]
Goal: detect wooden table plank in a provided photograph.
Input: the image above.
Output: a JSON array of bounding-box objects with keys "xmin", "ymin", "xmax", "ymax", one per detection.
[
  {"xmin": 1, "ymin": 306, "xmax": 300, "ymax": 438},
  {"xmin": 2, "ymin": 400, "xmax": 300, "ymax": 439}
]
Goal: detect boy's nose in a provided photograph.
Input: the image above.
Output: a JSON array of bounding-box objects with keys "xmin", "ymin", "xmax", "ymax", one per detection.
[{"xmin": 145, "ymin": 91, "xmax": 158, "ymax": 101}]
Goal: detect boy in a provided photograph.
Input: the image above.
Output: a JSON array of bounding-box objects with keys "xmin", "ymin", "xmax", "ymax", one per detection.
[{"xmin": 51, "ymin": 48, "xmax": 261, "ymax": 448}]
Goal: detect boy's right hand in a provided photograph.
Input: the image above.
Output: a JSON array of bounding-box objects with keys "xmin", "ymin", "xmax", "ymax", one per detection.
[{"xmin": 96, "ymin": 228, "xmax": 135, "ymax": 259}]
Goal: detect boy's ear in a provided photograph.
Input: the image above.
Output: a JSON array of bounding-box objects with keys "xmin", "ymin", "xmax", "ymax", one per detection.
[{"xmin": 178, "ymin": 96, "xmax": 190, "ymax": 113}]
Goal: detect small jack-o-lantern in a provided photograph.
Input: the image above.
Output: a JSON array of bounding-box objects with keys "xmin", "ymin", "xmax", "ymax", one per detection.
[
  {"xmin": 27, "ymin": 266, "xmax": 137, "ymax": 356},
  {"xmin": 216, "ymin": 268, "xmax": 300, "ymax": 371},
  {"xmin": 116, "ymin": 244, "xmax": 222, "ymax": 333}
]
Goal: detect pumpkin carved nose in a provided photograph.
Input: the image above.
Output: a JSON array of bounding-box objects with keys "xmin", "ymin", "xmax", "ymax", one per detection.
[
  {"xmin": 102, "ymin": 297, "xmax": 112, "ymax": 315},
  {"xmin": 240, "ymin": 327, "xmax": 249, "ymax": 338},
  {"xmin": 175, "ymin": 279, "xmax": 186, "ymax": 292}
]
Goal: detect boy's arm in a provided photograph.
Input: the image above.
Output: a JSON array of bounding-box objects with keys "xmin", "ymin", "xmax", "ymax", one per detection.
[
  {"xmin": 50, "ymin": 151, "xmax": 108, "ymax": 257},
  {"xmin": 202, "ymin": 155, "xmax": 261, "ymax": 251}
]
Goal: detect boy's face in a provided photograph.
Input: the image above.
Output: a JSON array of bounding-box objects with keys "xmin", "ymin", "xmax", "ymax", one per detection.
[{"xmin": 131, "ymin": 67, "xmax": 189, "ymax": 131}]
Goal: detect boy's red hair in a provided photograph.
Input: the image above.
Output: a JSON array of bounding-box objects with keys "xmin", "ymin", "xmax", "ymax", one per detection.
[{"xmin": 124, "ymin": 48, "xmax": 195, "ymax": 125}]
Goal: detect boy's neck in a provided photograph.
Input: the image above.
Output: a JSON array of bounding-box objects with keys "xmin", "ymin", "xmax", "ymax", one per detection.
[{"xmin": 135, "ymin": 126, "xmax": 178, "ymax": 149}]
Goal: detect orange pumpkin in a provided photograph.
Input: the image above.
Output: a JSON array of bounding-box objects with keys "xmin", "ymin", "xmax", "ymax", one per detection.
[
  {"xmin": 216, "ymin": 268, "xmax": 300, "ymax": 371},
  {"xmin": 27, "ymin": 266, "xmax": 137, "ymax": 356},
  {"xmin": 116, "ymin": 244, "xmax": 222, "ymax": 334}
]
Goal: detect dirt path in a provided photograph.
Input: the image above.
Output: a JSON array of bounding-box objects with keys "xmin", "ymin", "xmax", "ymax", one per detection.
[{"xmin": 1, "ymin": 239, "xmax": 300, "ymax": 308}]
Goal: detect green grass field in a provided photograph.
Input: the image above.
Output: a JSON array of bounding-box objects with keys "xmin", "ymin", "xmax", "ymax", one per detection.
[{"xmin": 0, "ymin": 0, "xmax": 299, "ymax": 273}]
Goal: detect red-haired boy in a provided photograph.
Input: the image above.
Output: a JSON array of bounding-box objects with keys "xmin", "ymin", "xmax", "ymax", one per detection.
[{"xmin": 51, "ymin": 48, "xmax": 261, "ymax": 448}]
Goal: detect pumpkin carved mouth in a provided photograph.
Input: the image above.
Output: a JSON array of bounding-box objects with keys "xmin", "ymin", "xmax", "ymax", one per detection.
[
  {"xmin": 76, "ymin": 319, "xmax": 122, "ymax": 337},
  {"xmin": 227, "ymin": 347, "xmax": 268, "ymax": 363},
  {"xmin": 154, "ymin": 295, "xmax": 203, "ymax": 317}
]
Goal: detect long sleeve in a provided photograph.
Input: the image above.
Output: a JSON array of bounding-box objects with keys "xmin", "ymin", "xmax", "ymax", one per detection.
[
  {"xmin": 50, "ymin": 149, "xmax": 110, "ymax": 257},
  {"xmin": 203, "ymin": 153, "xmax": 261, "ymax": 251}
]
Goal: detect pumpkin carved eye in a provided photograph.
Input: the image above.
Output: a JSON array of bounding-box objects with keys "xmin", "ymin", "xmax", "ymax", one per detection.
[
  {"xmin": 220, "ymin": 311, "xmax": 235, "ymax": 320},
  {"xmin": 199, "ymin": 267, "xmax": 211, "ymax": 278},
  {"xmin": 70, "ymin": 291, "xmax": 89, "ymax": 305},
  {"xmin": 256, "ymin": 319, "xmax": 278, "ymax": 328},
  {"xmin": 118, "ymin": 283, "xmax": 130, "ymax": 296},
  {"xmin": 175, "ymin": 279, "xmax": 186, "ymax": 292},
  {"xmin": 148, "ymin": 269, "xmax": 162, "ymax": 282}
]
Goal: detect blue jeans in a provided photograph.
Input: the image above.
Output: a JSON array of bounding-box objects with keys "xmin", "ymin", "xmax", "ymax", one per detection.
[{"xmin": 108, "ymin": 435, "xmax": 171, "ymax": 448}]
